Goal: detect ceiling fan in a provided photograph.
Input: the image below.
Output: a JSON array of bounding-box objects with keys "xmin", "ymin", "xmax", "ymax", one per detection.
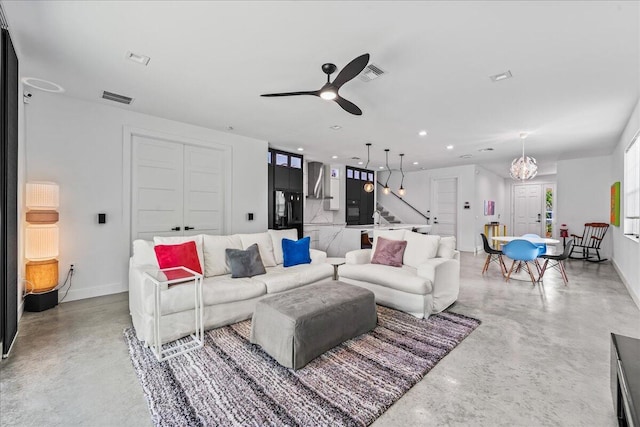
[{"xmin": 261, "ymin": 53, "xmax": 370, "ymax": 116}]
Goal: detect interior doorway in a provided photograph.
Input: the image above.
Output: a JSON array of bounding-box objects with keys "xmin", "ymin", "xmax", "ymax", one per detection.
[{"xmin": 431, "ymin": 177, "xmax": 458, "ymax": 237}]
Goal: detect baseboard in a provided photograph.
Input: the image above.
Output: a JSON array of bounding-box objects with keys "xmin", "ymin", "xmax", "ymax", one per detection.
[
  {"xmin": 612, "ymin": 259, "xmax": 640, "ymax": 310},
  {"xmin": 59, "ymin": 282, "xmax": 128, "ymax": 303}
]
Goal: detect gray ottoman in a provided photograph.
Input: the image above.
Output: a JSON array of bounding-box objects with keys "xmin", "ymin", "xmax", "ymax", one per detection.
[{"xmin": 250, "ymin": 281, "xmax": 377, "ymax": 370}]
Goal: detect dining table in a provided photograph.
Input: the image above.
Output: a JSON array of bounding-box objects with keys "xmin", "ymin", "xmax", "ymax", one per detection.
[{"xmin": 491, "ymin": 236, "xmax": 560, "ymax": 245}]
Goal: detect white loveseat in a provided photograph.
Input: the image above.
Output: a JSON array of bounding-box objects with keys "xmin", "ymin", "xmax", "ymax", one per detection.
[
  {"xmin": 128, "ymin": 229, "xmax": 333, "ymax": 346},
  {"xmin": 338, "ymin": 229, "xmax": 460, "ymax": 319}
]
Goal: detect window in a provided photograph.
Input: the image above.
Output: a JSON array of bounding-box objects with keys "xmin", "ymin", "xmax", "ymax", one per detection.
[
  {"xmin": 545, "ymin": 186, "xmax": 554, "ymax": 237},
  {"xmin": 290, "ymin": 156, "xmax": 302, "ymax": 169},
  {"xmin": 624, "ymin": 130, "xmax": 640, "ymax": 241},
  {"xmin": 275, "ymin": 153, "xmax": 288, "ymax": 167}
]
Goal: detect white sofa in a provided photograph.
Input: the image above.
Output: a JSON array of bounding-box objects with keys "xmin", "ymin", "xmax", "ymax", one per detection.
[
  {"xmin": 128, "ymin": 229, "xmax": 333, "ymax": 346},
  {"xmin": 338, "ymin": 229, "xmax": 460, "ymax": 319}
]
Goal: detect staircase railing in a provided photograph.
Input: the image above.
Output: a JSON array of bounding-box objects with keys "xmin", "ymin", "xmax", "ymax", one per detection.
[{"xmin": 376, "ymin": 181, "xmax": 430, "ymax": 223}]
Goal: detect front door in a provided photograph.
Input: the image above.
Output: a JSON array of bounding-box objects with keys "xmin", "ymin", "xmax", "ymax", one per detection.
[{"xmin": 513, "ymin": 184, "xmax": 543, "ymax": 236}]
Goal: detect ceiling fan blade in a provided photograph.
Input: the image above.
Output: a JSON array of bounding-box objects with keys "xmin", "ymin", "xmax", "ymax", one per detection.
[
  {"xmin": 261, "ymin": 91, "xmax": 319, "ymax": 97},
  {"xmin": 332, "ymin": 53, "xmax": 370, "ymax": 89},
  {"xmin": 334, "ymin": 96, "xmax": 362, "ymax": 116}
]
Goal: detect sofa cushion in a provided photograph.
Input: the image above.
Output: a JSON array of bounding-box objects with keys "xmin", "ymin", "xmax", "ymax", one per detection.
[
  {"xmin": 437, "ymin": 236, "xmax": 457, "ymax": 259},
  {"xmin": 154, "ymin": 241, "xmax": 203, "ymax": 274},
  {"xmin": 154, "ymin": 235, "xmax": 205, "ymax": 271},
  {"xmin": 282, "ymin": 237, "xmax": 312, "ymax": 267},
  {"xmin": 403, "ymin": 232, "xmax": 441, "ymax": 268},
  {"xmin": 371, "ymin": 237, "xmax": 407, "ymax": 267},
  {"xmin": 132, "ymin": 239, "xmax": 159, "ymax": 267},
  {"xmin": 257, "ymin": 263, "xmax": 333, "ymax": 294},
  {"xmin": 268, "ymin": 229, "xmax": 298, "ymax": 265},
  {"xmin": 202, "ymin": 234, "xmax": 242, "ymax": 277},
  {"xmin": 371, "ymin": 229, "xmax": 406, "ymax": 260},
  {"xmin": 226, "ymin": 244, "xmax": 266, "ymax": 278},
  {"xmin": 144, "ymin": 275, "xmax": 266, "ymax": 315},
  {"xmin": 338, "ymin": 263, "xmax": 432, "ymax": 295},
  {"xmin": 238, "ymin": 233, "xmax": 277, "ymax": 267}
]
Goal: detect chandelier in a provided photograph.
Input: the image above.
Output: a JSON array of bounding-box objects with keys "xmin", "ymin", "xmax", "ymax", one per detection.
[
  {"xmin": 398, "ymin": 153, "xmax": 406, "ymax": 196},
  {"xmin": 510, "ymin": 132, "xmax": 538, "ymax": 180},
  {"xmin": 363, "ymin": 143, "xmax": 374, "ymax": 193},
  {"xmin": 383, "ymin": 149, "xmax": 391, "ymax": 194}
]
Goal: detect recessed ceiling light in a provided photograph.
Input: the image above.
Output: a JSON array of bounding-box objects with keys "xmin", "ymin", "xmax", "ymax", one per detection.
[
  {"xmin": 21, "ymin": 77, "xmax": 65, "ymax": 93},
  {"xmin": 459, "ymin": 154, "xmax": 473, "ymax": 159},
  {"xmin": 520, "ymin": 132, "xmax": 529, "ymax": 139},
  {"xmin": 418, "ymin": 130, "xmax": 428, "ymax": 137},
  {"xmin": 379, "ymin": 166, "xmax": 385, "ymax": 169},
  {"xmin": 126, "ymin": 51, "xmax": 151, "ymax": 66},
  {"xmin": 446, "ymin": 145, "xmax": 454, "ymax": 150},
  {"xmin": 331, "ymin": 155, "xmax": 338, "ymax": 159},
  {"xmin": 489, "ymin": 70, "xmax": 512, "ymax": 82},
  {"xmin": 330, "ymin": 125, "xmax": 342, "ymax": 130},
  {"xmin": 358, "ymin": 161, "xmax": 363, "ymax": 165},
  {"xmin": 297, "ymin": 147, "xmax": 304, "ymax": 151},
  {"xmin": 478, "ymin": 147, "xmax": 494, "ymax": 152},
  {"xmin": 413, "ymin": 161, "xmax": 419, "ymax": 165}
]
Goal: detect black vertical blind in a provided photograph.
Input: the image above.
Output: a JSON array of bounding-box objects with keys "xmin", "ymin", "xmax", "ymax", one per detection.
[{"xmin": 1, "ymin": 28, "xmax": 18, "ymax": 357}]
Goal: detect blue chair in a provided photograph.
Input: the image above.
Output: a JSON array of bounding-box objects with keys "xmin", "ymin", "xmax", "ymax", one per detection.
[
  {"xmin": 502, "ymin": 239, "xmax": 541, "ymax": 284},
  {"xmin": 522, "ymin": 234, "xmax": 547, "ymax": 256}
]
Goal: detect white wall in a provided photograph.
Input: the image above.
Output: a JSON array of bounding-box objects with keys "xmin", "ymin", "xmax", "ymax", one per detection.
[
  {"xmin": 24, "ymin": 92, "xmax": 267, "ymax": 302},
  {"xmin": 556, "ymin": 155, "xmax": 613, "ymax": 259},
  {"xmin": 378, "ymin": 164, "xmax": 478, "ymax": 252},
  {"xmin": 474, "ymin": 166, "xmax": 507, "ymax": 251},
  {"xmin": 611, "ymin": 97, "xmax": 640, "ymax": 308}
]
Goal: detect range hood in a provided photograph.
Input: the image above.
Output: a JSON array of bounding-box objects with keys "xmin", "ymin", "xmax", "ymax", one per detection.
[{"xmin": 307, "ymin": 161, "xmax": 332, "ymax": 199}]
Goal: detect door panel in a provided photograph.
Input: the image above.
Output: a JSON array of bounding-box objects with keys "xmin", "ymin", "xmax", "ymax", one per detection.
[
  {"xmin": 513, "ymin": 184, "xmax": 543, "ymax": 236},
  {"xmin": 132, "ymin": 136, "xmax": 183, "ymax": 239},
  {"xmin": 432, "ymin": 178, "xmax": 457, "ymax": 237},
  {"xmin": 183, "ymin": 145, "xmax": 224, "ymax": 235}
]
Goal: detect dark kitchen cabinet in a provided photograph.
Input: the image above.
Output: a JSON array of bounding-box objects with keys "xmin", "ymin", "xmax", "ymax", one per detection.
[{"xmin": 345, "ymin": 166, "xmax": 374, "ymax": 225}]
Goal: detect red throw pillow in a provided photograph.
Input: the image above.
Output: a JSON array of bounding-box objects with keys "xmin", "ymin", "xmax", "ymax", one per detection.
[
  {"xmin": 371, "ymin": 237, "xmax": 407, "ymax": 267},
  {"xmin": 154, "ymin": 241, "xmax": 203, "ymax": 276}
]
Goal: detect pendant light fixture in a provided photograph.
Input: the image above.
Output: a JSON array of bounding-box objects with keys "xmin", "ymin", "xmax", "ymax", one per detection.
[
  {"xmin": 398, "ymin": 153, "xmax": 406, "ymax": 197},
  {"xmin": 509, "ymin": 132, "xmax": 538, "ymax": 181},
  {"xmin": 383, "ymin": 149, "xmax": 391, "ymax": 195},
  {"xmin": 363, "ymin": 143, "xmax": 374, "ymax": 193}
]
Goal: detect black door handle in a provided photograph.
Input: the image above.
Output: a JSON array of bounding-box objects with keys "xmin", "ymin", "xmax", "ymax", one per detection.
[
  {"xmin": 537, "ymin": 213, "xmax": 542, "ymax": 223},
  {"xmin": 184, "ymin": 226, "xmax": 194, "ymax": 230},
  {"xmin": 433, "ymin": 217, "xmax": 439, "ymax": 224},
  {"xmin": 171, "ymin": 226, "xmax": 181, "ymax": 231}
]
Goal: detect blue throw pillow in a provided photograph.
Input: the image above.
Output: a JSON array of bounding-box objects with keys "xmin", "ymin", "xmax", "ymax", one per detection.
[{"xmin": 282, "ymin": 237, "xmax": 312, "ymax": 267}]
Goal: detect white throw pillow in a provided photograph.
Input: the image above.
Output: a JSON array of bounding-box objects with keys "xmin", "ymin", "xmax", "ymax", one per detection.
[
  {"xmin": 371, "ymin": 229, "xmax": 406, "ymax": 260},
  {"xmin": 153, "ymin": 235, "xmax": 205, "ymax": 272},
  {"xmin": 403, "ymin": 231, "xmax": 441, "ymax": 268},
  {"xmin": 131, "ymin": 239, "xmax": 159, "ymax": 267},
  {"xmin": 202, "ymin": 234, "xmax": 243, "ymax": 277},
  {"xmin": 238, "ymin": 232, "xmax": 277, "ymax": 267},
  {"xmin": 437, "ymin": 236, "xmax": 457, "ymax": 259},
  {"xmin": 268, "ymin": 229, "xmax": 299, "ymax": 265}
]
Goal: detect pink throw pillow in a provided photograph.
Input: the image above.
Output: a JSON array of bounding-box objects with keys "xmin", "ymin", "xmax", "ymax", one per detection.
[{"xmin": 371, "ymin": 237, "xmax": 407, "ymax": 267}]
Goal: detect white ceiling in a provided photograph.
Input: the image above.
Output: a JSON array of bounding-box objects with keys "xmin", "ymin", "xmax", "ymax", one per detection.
[{"xmin": 3, "ymin": 1, "xmax": 639, "ymax": 176}]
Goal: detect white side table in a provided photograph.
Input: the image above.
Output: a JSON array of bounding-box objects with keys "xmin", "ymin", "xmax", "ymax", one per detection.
[
  {"xmin": 326, "ymin": 257, "xmax": 346, "ymax": 280},
  {"xmin": 143, "ymin": 267, "xmax": 204, "ymax": 361}
]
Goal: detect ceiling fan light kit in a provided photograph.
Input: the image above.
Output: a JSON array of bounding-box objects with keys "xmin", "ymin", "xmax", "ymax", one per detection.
[{"xmin": 261, "ymin": 53, "xmax": 370, "ymax": 115}]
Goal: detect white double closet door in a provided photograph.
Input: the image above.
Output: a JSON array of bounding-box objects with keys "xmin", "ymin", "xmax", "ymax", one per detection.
[{"xmin": 132, "ymin": 135, "xmax": 226, "ymax": 240}]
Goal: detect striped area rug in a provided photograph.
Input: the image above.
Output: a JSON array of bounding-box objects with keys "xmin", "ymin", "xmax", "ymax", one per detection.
[{"xmin": 124, "ymin": 306, "xmax": 480, "ymax": 427}]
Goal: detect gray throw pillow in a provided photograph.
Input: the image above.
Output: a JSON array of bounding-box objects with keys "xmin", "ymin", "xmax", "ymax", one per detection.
[{"xmin": 225, "ymin": 243, "xmax": 266, "ymax": 278}]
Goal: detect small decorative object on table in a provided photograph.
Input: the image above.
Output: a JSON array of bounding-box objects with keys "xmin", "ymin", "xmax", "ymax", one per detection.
[{"xmin": 143, "ymin": 266, "xmax": 204, "ymax": 361}]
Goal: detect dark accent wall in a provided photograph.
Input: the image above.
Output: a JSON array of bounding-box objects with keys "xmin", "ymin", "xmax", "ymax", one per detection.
[{"xmin": 1, "ymin": 28, "xmax": 18, "ymax": 357}]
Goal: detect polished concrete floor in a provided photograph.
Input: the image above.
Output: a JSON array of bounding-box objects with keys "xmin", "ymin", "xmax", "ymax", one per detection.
[{"xmin": 1, "ymin": 253, "xmax": 639, "ymax": 426}]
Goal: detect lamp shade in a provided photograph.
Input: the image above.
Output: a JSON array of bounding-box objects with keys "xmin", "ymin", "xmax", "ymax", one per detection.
[
  {"xmin": 26, "ymin": 182, "xmax": 59, "ymax": 209},
  {"xmin": 25, "ymin": 224, "xmax": 59, "ymax": 261}
]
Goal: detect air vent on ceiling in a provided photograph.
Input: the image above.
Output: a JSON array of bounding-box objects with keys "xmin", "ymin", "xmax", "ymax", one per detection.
[
  {"xmin": 358, "ymin": 64, "xmax": 385, "ymax": 82},
  {"xmin": 102, "ymin": 91, "xmax": 133, "ymax": 105}
]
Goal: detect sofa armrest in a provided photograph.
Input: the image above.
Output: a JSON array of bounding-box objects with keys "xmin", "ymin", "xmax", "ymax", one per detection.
[
  {"xmin": 346, "ymin": 249, "xmax": 372, "ymax": 265},
  {"xmin": 416, "ymin": 257, "xmax": 460, "ymax": 312},
  {"xmin": 128, "ymin": 260, "xmax": 161, "ymax": 317},
  {"xmin": 310, "ymin": 249, "xmax": 327, "ymax": 264}
]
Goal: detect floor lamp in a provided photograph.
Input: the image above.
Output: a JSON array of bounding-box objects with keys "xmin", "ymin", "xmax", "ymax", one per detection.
[{"xmin": 24, "ymin": 182, "xmax": 59, "ymax": 312}]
